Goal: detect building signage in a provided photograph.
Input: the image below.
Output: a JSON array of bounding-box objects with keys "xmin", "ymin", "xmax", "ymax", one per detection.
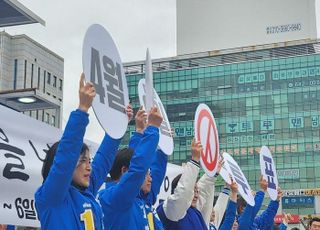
[
  {"xmin": 283, "ymin": 188, "xmax": 320, "ymax": 196},
  {"xmin": 289, "ymin": 117, "xmax": 304, "ymax": 128},
  {"xmin": 174, "ymin": 127, "xmax": 194, "ymax": 137},
  {"xmin": 272, "ymin": 67, "xmax": 320, "ymax": 80},
  {"xmin": 266, "ymin": 23, "xmax": 301, "ymax": 34},
  {"xmin": 226, "ymin": 121, "xmax": 253, "ymax": 133},
  {"xmin": 282, "ymin": 196, "xmax": 314, "ymax": 209},
  {"xmin": 260, "ymin": 119, "xmax": 274, "ymax": 131},
  {"xmin": 238, "ymin": 73, "xmax": 266, "ymax": 84},
  {"xmin": 311, "ymin": 115, "xmax": 319, "ymax": 128},
  {"xmin": 274, "ymin": 214, "xmax": 300, "ymax": 224},
  {"xmin": 277, "ymin": 169, "xmax": 300, "ymax": 179}
]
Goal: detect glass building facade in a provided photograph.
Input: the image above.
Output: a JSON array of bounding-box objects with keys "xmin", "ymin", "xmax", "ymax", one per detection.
[{"xmin": 123, "ymin": 41, "xmax": 320, "ymax": 215}]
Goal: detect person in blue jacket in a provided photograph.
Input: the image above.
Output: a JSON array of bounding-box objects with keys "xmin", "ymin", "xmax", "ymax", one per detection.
[
  {"xmin": 219, "ymin": 178, "xmax": 238, "ymax": 230},
  {"xmin": 34, "ymin": 74, "xmax": 133, "ymax": 230},
  {"xmin": 253, "ymin": 188, "xmax": 283, "ymax": 230},
  {"xmin": 237, "ymin": 176, "xmax": 268, "ymax": 230},
  {"xmin": 99, "ymin": 106, "xmax": 164, "ymax": 230}
]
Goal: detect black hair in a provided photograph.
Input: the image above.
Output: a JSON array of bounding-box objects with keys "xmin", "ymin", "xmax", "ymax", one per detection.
[
  {"xmin": 290, "ymin": 228, "xmax": 299, "ymax": 230},
  {"xmin": 171, "ymin": 174, "xmax": 182, "ymax": 194},
  {"xmin": 109, "ymin": 148, "xmax": 134, "ymax": 181},
  {"xmin": 237, "ymin": 196, "xmax": 247, "ymax": 214},
  {"xmin": 41, "ymin": 141, "xmax": 89, "ymax": 182},
  {"xmin": 309, "ymin": 217, "xmax": 320, "ymax": 228},
  {"xmin": 273, "ymin": 223, "xmax": 280, "ymax": 230}
]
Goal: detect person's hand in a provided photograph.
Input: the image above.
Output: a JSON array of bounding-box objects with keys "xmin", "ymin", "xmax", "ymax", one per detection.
[
  {"xmin": 135, "ymin": 106, "xmax": 147, "ymax": 133},
  {"xmin": 283, "ymin": 213, "xmax": 292, "ymax": 225},
  {"xmin": 276, "ymin": 187, "xmax": 283, "ymax": 201},
  {"xmin": 78, "ymin": 73, "xmax": 96, "ymax": 112},
  {"xmin": 191, "ymin": 138, "xmax": 202, "ymax": 162},
  {"xmin": 125, "ymin": 104, "xmax": 133, "ymax": 123},
  {"xmin": 259, "ymin": 175, "xmax": 268, "ymax": 192},
  {"xmin": 147, "ymin": 106, "xmax": 163, "ymax": 128},
  {"xmin": 216, "ymin": 156, "xmax": 224, "ymax": 175}
]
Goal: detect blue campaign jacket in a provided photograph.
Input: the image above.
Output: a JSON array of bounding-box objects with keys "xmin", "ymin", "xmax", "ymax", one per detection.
[
  {"xmin": 99, "ymin": 127, "xmax": 163, "ymax": 230},
  {"xmin": 253, "ymin": 200, "xmax": 280, "ymax": 230},
  {"xmin": 157, "ymin": 204, "xmax": 208, "ymax": 230},
  {"xmin": 35, "ymin": 110, "xmax": 120, "ymax": 230},
  {"xmin": 238, "ymin": 191, "xmax": 265, "ymax": 230},
  {"xmin": 219, "ymin": 200, "xmax": 237, "ymax": 230}
]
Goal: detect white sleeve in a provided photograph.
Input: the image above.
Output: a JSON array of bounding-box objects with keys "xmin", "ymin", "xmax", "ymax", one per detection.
[
  {"xmin": 162, "ymin": 161, "xmax": 199, "ymax": 221},
  {"xmin": 196, "ymin": 174, "xmax": 216, "ymax": 227},
  {"xmin": 214, "ymin": 187, "xmax": 230, "ymax": 228}
]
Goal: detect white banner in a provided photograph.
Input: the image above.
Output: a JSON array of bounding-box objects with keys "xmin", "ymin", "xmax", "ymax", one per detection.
[
  {"xmin": 82, "ymin": 24, "xmax": 129, "ymax": 139},
  {"xmin": 0, "ymin": 105, "xmax": 98, "ymax": 227},
  {"xmin": 260, "ymin": 146, "xmax": 278, "ymax": 200},
  {"xmin": 138, "ymin": 79, "xmax": 174, "ymax": 155},
  {"xmin": 156, "ymin": 163, "xmax": 183, "ymax": 207}
]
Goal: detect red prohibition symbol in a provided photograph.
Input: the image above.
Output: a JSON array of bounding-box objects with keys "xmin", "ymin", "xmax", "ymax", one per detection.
[{"xmin": 196, "ymin": 109, "xmax": 219, "ymax": 171}]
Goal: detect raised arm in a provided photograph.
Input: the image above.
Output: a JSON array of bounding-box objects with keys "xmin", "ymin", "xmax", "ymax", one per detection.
[
  {"xmin": 238, "ymin": 176, "xmax": 267, "ymax": 230},
  {"xmin": 146, "ymin": 149, "xmax": 168, "ymax": 205},
  {"xmin": 88, "ymin": 105, "xmax": 133, "ymax": 195},
  {"xmin": 87, "ymin": 134, "xmax": 120, "ymax": 196},
  {"xmin": 219, "ymin": 180, "xmax": 238, "ymax": 230},
  {"xmin": 254, "ymin": 188, "xmax": 282, "ymax": 229},
  {"xmin": 253, "ymin": 176, "xmax": 268, "ymax": 216},
  {"xmin": 99, "ymin": 107, "xmax": 162, "ymax": 210},
  {"xmin": 214, "ymin": 186, "xmax": 230, "ymax": 228},
  {"xmin": 158, "ymin": 138, "xmax": 200, "ymax": 221},
  {"xmin": 197, "ymin": 158, "xmax": 224, "ymax": 226},
  {"xmin": 36, "ymin": 74, "xmax": 95, "ymax": 205}
]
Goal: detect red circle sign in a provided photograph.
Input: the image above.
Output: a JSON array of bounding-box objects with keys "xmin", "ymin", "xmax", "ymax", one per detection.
[{"xmin": 194, "ymin": 104, "xmax": 219, "ymax": 176}]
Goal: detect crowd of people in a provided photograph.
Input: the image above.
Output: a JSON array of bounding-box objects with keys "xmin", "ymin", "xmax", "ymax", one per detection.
[{"xmin": 2, "ymin": 74, "xmax": 319, "ymax": 229}]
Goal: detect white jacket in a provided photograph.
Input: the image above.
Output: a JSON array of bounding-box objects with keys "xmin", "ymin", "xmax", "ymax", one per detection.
[{"xmin": 162, "ymin": 160, "xmax": 216, "ymax": 227}]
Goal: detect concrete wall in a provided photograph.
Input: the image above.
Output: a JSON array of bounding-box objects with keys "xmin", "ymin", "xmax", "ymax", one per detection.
[{"xmin": 177, "ymin": 0, "xmax": 317, "ymax": 55}]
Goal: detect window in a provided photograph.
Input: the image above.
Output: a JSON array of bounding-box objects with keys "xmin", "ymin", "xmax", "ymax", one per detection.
[
  {"xmin": 51, "ymin": 115, "xmax": 56, "ymax": 126},
  {"xmin": 13, "ymin": 59, "xmax": 18, "ymax": 90},
  {"xmin": 37, "ymin": 67, "xmax": 41, "ymax": 89},
  {"xmin": 31, "ymin": 64, "xmax": 34, "ymax": 88},
  {"xmin": 47, "ymin": 72, "xmax": 51, "ymax": 84},
  {"xmin": 45, "ymin": 112, "xmax": 50, "ymax": 123},
  {"xmin": 53, "ymin": 76, "xmax": 57, "ymax": 87},
  {"xmin": 24, "ymin": 60, "xmax": 27, "ymax": 88},
  {"xmin": 43, "ymin": 70, "xmax": 46, "ymax": 93},
  {"xmin": 59, "ymin": 79, "xmax": 63, "ymax": 90}
]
